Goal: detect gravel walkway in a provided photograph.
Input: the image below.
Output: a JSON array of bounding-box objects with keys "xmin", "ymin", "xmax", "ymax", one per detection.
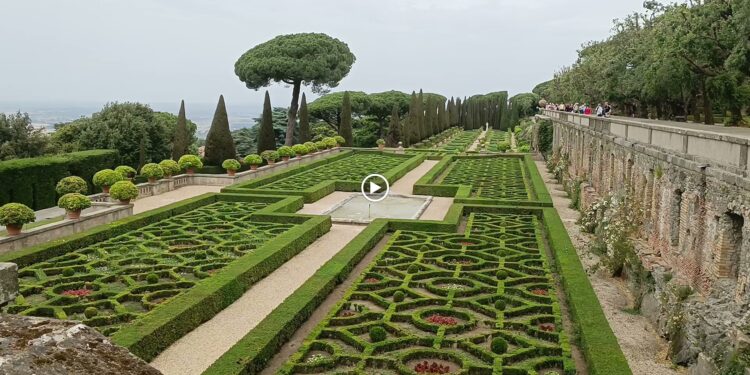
[{"xmin": 534, "ymin": 158, "xmax": 683, "ymax": 375}]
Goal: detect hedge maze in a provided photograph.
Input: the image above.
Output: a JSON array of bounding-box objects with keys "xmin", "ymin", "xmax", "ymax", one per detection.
[
  {"xmin": 440, "ymin": 157, "xmax": 530, "ymax": 200},
  {"xmin": 281, "ymin": 212, "xmax": 573, "ymax": 374},
  {"xmin": 260, "ymin": 153, "xmax": 409, "ymax": 191},
  {"xmin": 4, "ymin": 201, "xmax": 296, "ymax": 336}
]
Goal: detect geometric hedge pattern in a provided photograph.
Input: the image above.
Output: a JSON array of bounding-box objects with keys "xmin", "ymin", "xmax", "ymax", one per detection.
[
  {"xmin": 283, "ymin": 213, "xmax": 571, "ymax": 374},
  {"xmin": 439, "ymin": 130, "xmax": 481, "ymax": 153},
  {"xmin": 3, "ymin": 201, "xmax": 294, "ymax": 337},
  {"xmin": 259, "ymin": 153, "xmax": 409, "ymax": 191},
  {"xmin": 441, "ymin": 158, "xmax": 530, "ymax": 200}
]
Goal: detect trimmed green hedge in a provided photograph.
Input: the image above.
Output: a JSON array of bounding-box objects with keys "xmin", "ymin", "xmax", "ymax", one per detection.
[
  {"xmin": 0, "ymin": 150, "xmax": 120, "ymax": 210},
  {"xmin": 203, "ymin": 221, "xmax": 389, "ymax": 375},
  {"xmin": 543, "ymin": 208, "xmax": 631, "ymax": 374}
]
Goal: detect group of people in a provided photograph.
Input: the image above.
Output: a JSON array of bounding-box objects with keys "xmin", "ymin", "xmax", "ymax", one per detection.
[{"xmin": 544, "ymin": 102, "xmax": 612, "ymax": 117}]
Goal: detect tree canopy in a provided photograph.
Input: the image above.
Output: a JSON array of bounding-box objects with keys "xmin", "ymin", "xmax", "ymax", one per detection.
[
  {"xmin": 308, "ymin": 91, "xmax": 371, "ymax": 130},
  {"xmin": 234, "ymin": 33, "xmax": 356, "ymax": 145}
]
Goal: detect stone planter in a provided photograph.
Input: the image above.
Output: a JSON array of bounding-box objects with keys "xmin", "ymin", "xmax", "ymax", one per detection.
[
  {"xmin": 186, "ymin": 168, "xmax": 195, "ymax": 175},
  {"xmin": 282, "ymin": 156, "xmax": 290, "ymax": 162},
  {"xmin": 378, "ymin": 145, "xmax": 385, "ymax": 150},
  {"xmin": 118, "ymin": 199, "xmax": 131, "ymax": 205},
  {"xmin": 250, "ymin": 165, "xmax": 258, "ymax": 171},
  {"xmin": 102, "ymin": 186, "xmax": 111, "ymax": 194},
  {"xmin": 148, "ymin": 177, "xmax": 157, "ymax": 184},
  {"xmin": 267, "ymin": 160, "xmax": 275, "ymax": 166},
  {"xmin": 66, "ymin": 210, "xmax": 82, "ymax": 220},
  {"xmin": 5, "ymin": 224, "xmax": 22, "ymax": 236},
  {"xmin": 227, "ymin": 170, "xmax": 236, "ymax": 176}
]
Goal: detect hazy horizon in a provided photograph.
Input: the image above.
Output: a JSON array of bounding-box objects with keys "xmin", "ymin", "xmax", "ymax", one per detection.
[{"xmin": 1, "ymin": 0, "xmax": 647, "ymax": 126}]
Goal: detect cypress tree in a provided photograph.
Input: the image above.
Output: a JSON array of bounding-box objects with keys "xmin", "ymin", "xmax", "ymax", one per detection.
[
  {"xmin": 386, "ymin": 104, "xmax": 401, "ymax": 147},
  {"xmin": 416, "ymin": 90, "xmax": 424, "ymax": 142},
  {"xmin": 172, "ymin": 100, "xmax": 190, "ymax": 159},
  {"xmin": 465, "ymin": 101, "xmax": 473, "ymax": 130},
  {"xmin": 438, "ymin": 101, "xmax": 447, "ymax": 132},
  {"xmin": 257, "ymin": 91, "xmax": 276, "ymax": 153},
  {"xmin": 339, "ymin": 91, "xmax": 353, "ymax": 146},
  {"xmin": 204, "ymin": 94, "xmax": 237, "ymax": 165},
  {"xmin": 406, "ymin": 92, "xmax": 418, "ymax": 147},
  {"xmin": 424, "ymin": 95, "xmax": 434, "ymax": 138},
  {"xmin": 298, "ymin": 93, "xmax": 310, "ymax": 143}
]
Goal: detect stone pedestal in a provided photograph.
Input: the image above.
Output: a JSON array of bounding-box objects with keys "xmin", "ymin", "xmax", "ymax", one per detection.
[{"xmin": 0, "ymin": 262, "xmax": 18, "ymax": 305}]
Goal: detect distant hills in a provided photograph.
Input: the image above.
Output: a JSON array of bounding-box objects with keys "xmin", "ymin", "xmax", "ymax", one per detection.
[{"xmin": 0, "ymin": 101, "xmax": 262, "ymax": 139}]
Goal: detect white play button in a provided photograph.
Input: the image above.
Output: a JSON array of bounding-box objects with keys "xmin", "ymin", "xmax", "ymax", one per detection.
[
  {"xmin": 361, "ymin": 174, "xmax": 390, "ymax": 202},
  {"xmin": 369, "ymin": 181, "xmax": 381, "ymax": 194}
]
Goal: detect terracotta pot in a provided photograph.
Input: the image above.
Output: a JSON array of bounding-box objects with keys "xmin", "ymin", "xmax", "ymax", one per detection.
[
  {"xmin": 5, "ymin": 224, "xmax": 22, "ymax": 236},
  {"xmin": 378, "ymin": 144, "xmax": 385, "ymax": 150},
  {"xmin": 268, "ymin": 160, "xmax": 275, "ymax": 165},
  {"xmin": 119, "ymin": 199, "xmax": 131, "ymax": 205},
  {"xmin": 227, "ymin": 170, "xmax": 236, "ymax": 176},
  {"xmin": 164, "ymin": 174, "xmax": 172, "ymax": 179},
  {"xmin": 67, "ymin": 210, "xmax": 82, "ymax": 220},
  {"xmin": 282, "ymin": 156, "xmax": 290, "ymax": 162},
  {"xmin": 186, "ymin": 168, "xmax": 195, "ymax": 175},
  {"xmin": 148, "ymin": 177, "xmax": 157, "ymax": 184},
  {"xmin": 250, "ymin": 165, "xmax": 258, "ymax": 171},
  {"xmin": 102, "ymin": 185, "xmax": 111, "ymax": 194}
]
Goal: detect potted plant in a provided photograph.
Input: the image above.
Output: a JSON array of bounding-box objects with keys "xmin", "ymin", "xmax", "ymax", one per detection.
[
  {"xmin": 56, "ymin": 176, "xmax": 88, "ymax": 196},
  {"xmin": 277, "ymin": 146, "xmax": 295, "ymax": 162},
  {"xmin": 315, "ymin": 140, "xmax": 327, "ymax": 152},
  {"xmin": 304, "ymin": 142, "xmax": 318, "ymax": 154},
  {"xmin": 0, "ymin": 203, "xmax": 35, "ymax": 236},
  {"xmin": 57, "ymin": 193, "xmax": 91, "ymax": 220},
  {"xmin": 243, "ymin": 154, "xmax": 262, "ymax": 170},
  {"xmin": 334, "ymin": 135, "xmax": 346, "ymax": 147},
  {"xmin": 260, "ymin": 150, "xmax": 279, "ymax": 165},
  {"xmin": 93, "ymin": 169, "xmax": 123, "ymax": 194},
  {"xmin": 178, "ymin": 154, "xmax": 203, "ymax": 175},
  {"xmin": 114, "ymin": 165, "xmax": 137, "ymax": 180},
  {"xmin": 109, "ymin": 181, "xmax": 139, "ymax": 204},
  {"xmin": 292, "ymin": 144, "xmax": 308, "ymax": 158},
  {"xmin": 376, "ymin": 139, "xmax": 386, "ymax": 150},
  {"xmin": 140, "ymin": 163, "xmax": 164, "ymax": 183},
  {"xmin": 222, "ymin": 159, "xmax": 241, "ymax": 176},
  {"xmin": 158, "ymin": 159, "xmax": 180, "ymax": 178}
]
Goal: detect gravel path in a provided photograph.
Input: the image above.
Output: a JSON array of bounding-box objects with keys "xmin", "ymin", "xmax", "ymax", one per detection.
[
  {"xmin": 467, "ymin": 129, "xmax": 487, "ymax": 152},
  {"xmin": 534, "ymin": 159, "xmax": 683, "ymax": 375},
  {"xmin": 150, "ymin": 224, "xmax": 365, "ymax": 375}
]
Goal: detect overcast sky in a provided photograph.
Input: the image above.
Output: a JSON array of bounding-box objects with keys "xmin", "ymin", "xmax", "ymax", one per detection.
[{"xmin": 1, "ymin": 0, "xmax": 645, "ymax": 109}]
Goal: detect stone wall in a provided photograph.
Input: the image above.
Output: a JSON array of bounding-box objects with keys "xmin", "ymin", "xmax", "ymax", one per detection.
[{"xmin": 545, "ymin": 111, "xmax": 750, "ymax": 373}]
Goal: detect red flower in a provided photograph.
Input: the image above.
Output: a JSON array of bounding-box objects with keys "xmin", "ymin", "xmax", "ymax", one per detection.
[
  {"xmin": 365, "ymin": 277, "xmax": 380, "ymax": 283},
  {"xmin": 61, "ymin": 289, "xmax": 92, "ymax": 297},
  {"xmin": 414, "ymin": 360, "xmax": 450, "ymax": 374},
  {"xmin": 530, "ymin": 288, "xmax": 548, "ymax": 296},
  {"xmin": 426, "ymin": 314, "xmax": 458, "ymax": 326},
  {"xmin": 539, "ymin": 323, "xmax": 556, "ymax": 332}
]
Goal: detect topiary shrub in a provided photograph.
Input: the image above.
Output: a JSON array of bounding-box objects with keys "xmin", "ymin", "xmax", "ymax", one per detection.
[
  {"xmin": 159, "ymin": 159, "xmax": 180, "ymax": 177},
  {"xmin": 109, "ymin": 181, "xmax": 139, "ymax": 203},
  {"xmin": 376, "ymin": 138, "xmax": 385, "ymax": 148},
  {"xmin": 92, "ymin": 169, "xmax": 123, "ymax": 192},
  {"xmin": 62, "ymin": 267, "xmax": 75, "ymax": 277},
  {"xmin": 393, "ymin": 291, "xmax": 405, "ymax": 302},
  {"xmin": 333, "ymin": 135, "xmax": 345, "ymax": 146},
  {"xmin": 491, "ymin": 337, "xmax": 508, "ymax": 354},
  {"xmin": 304, "ymin": 142, "xmax": 317, "ymax": 152},
  {"xmin": 55, "ymin": 176, "xmax": 88, "ymax": 196},
  {"xmin": 114, "ymin": 165, "xmax": 137, "ymax": 179},
  {"xmin": 222, "ymin": 159, "xmax": 241, "ymax": 175},
  {"xmin": 496, "ymin": 270, "xmax": 508, "ymax": 280},
  {"xmin": 57, "ymin": 193, "xmax": 91, "ymax": 218},
  {"xmin": 323, "ymin": 137, "xmax": 337, "ymax": 149},
  {"xmin": 243, "ymin": 154, "xmax": 263, "ymax": 169},
  {"xmin": 146, "ymin": 273, "xmax": 159, "ymax": 284},
  {"xmin": 494, "ymin": 299, "xmax": 506, "ymax": 310},
  {"xmin": 140, "ymin": 163, "xmax": 164, "ymax": 182},
  {"xmin": 292, "ymin": 144, "xmax": 308, "ymax": 157},
  {"xmin": 408, "ymin": 264, "xmax": 420, "ymax": 274},
  {"xmin": 315, "ymin": 140, "xmax": 327, "ymax": 151},
  {"xmin": 0, "ymin": 203, "xmax": 35, "ymax": 234},
  {"xmin": 277, "ymin": 146, "xmax": 295, "ymax": 160},
  {"xmin": 178, "ymin": 155, "xmax": 203, "ymax": 173},
  {"xmin": 497, "ymin": 141, "xmax": 511, "ymax": 152},
  {"xmin": 84, "ymin": 306, "xmax": 99, "ymax": 319},
  {"xmin": 518, "ymin": 145, "xmax": 530, "ymax": 152},
  {"xmin": 260, "ymin": 150, "xmax": 280, "ymax": 164},
  {"xmin": 369, "ymin": 326, "xmax": 387, "ymax": 342}
]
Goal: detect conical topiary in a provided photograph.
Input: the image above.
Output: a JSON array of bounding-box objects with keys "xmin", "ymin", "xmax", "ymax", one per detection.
[
  {"xmin": 204, "ymin": 95, "xmax": 237, "ymax": 166},
  {"xmin": 257, "ymin": 91, "xmax": 276, "ymax": 154},
  {"xmin": 339, "ymin": 91, "xmax": 353, "ymax": 146},
  {"xmin": 298, "ymin": 93, "xmax": 310, "ymax": 143},
  {"xmin": 172, "ymin": 100, "xmax": 190, "ymax": 159}
]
